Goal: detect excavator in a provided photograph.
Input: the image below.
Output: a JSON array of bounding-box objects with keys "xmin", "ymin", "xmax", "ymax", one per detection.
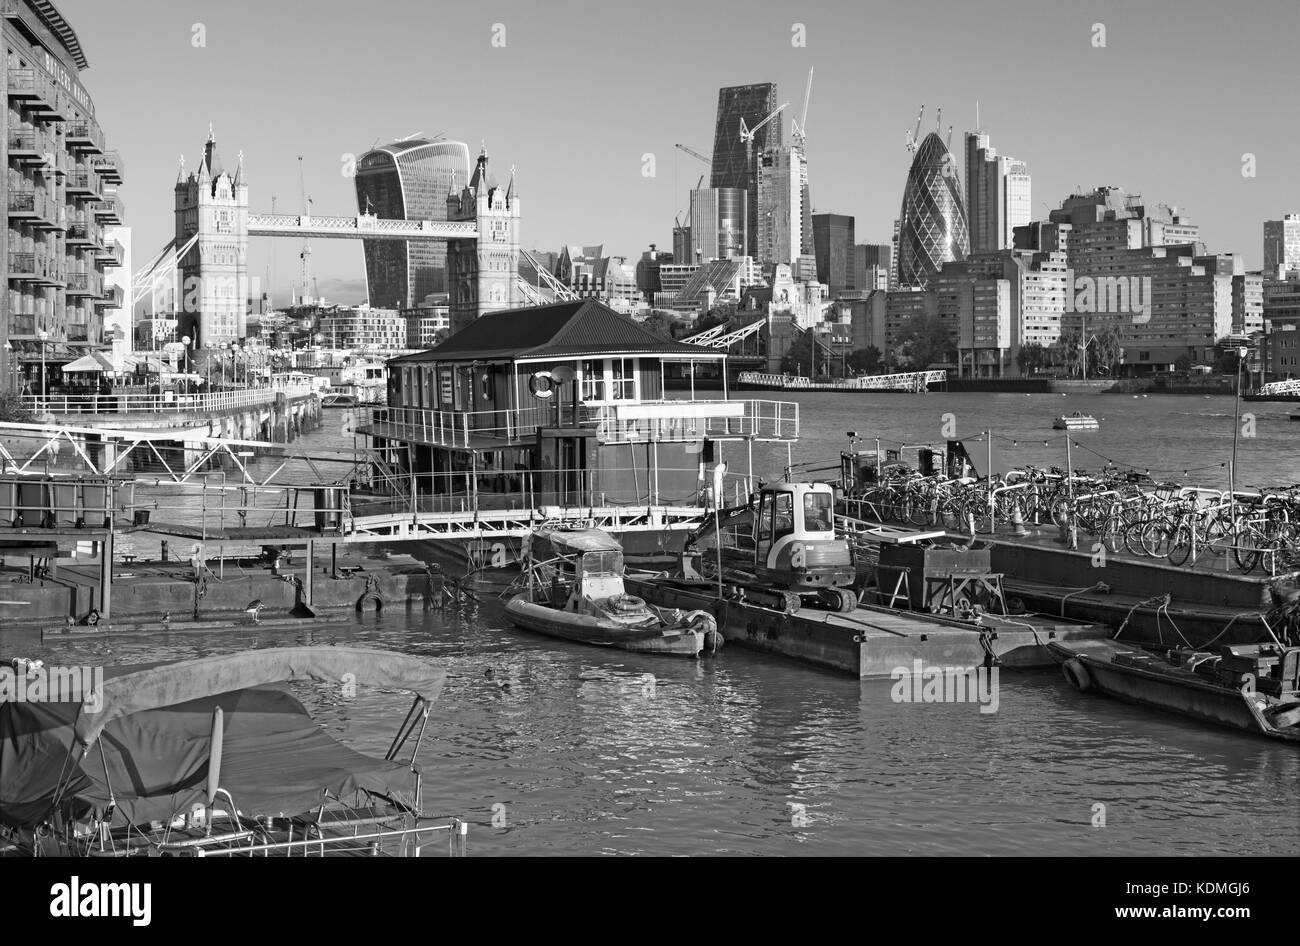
[{"xmin": 681, "ymin": 481, "xmax": 858, "ymax": 613}]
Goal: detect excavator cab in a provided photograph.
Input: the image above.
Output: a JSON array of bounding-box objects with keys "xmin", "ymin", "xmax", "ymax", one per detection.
[{"xmin": 752, "ymin": 482, "xmax": 856, "ymax": 610}]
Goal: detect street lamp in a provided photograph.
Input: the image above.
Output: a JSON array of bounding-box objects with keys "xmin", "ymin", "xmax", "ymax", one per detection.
[
  {"xmin": 38, "ymin": 329, "xmax": 48, "ymax": 398},
  {"xmin": 1230, "ymin": 345, "xmax": 1248, "ymax": 522},
  {"xmin": 181, "ymin": 335, "xmax": 192, "ymax": 393}
]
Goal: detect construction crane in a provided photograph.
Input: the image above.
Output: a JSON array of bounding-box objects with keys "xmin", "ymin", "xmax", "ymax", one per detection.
[
  {"xmin": 674, "ymin": 143, "xmax": 711, "ymax": 166},
  {"xmin": 297, "ymin": 155, "xmax": 312, "ymax": 306},
  {"xmin": 791, "ymin": 67, "xmax": 814, "ymax": 146},
  {"xmin": 905, "ymin": 104, "xmax": 925, "ymax": 154},
  {"xmin": 739, "ymin": 101, "xmax": 789, "ymax": 167}
]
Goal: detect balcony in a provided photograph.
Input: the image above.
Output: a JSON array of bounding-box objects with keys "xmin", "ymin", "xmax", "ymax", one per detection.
[
  {"xmin": 64, "ymin": 169, "xmax": 101, "ymax": 200},
  {"xmin": 94, "ymin": 284, "xmax": 124, "ymax": 309},
  {"xmin": 65, "ymin": 221, "xmax": 102, "ymax": 248},
  {"xmin": 65, "ymin": 121, "xmax": 104, "ymax": 154},
  {"xmin": 7, "ymin": 189, "xmax": 37, "ymax": 219},
  {"xmin": 32, "ymin": 258, "xmax": 65, "ymax": 286},
  {"xmin": 6, "ymin": 68, "xmax": 58, "ymax": 115},
  {"xmin": 96, "ymin": 240, "xmax": 125, "ymax": 267},
  {"xmin": 7, "ymin": 130, "xmax": 48, "ymax": 165},
  {"xmin": 363, "ymin": 398, "xmax": 801, "ymax": 450},
  {"xmin": 65, "ymin": 272, "xmax": 101, "ymax": 296},
  {"xmin": 92, "ymin": 194, "xmax": 124, "ymax": 225},
  {"xmin": 90, "ymin": 151, "xmax": 124, "ymax": 184},
  {"xmin": 7, "ymin": 252, "xmax": 37, "ymax": 281}
]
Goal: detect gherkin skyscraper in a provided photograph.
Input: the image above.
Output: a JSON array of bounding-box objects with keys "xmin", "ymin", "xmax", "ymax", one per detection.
[{"xmin": 896, "ymin": 132, "xmax": 969, "ymax": 289}]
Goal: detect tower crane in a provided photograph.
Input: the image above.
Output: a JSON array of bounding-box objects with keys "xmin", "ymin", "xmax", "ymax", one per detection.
[
  {"xmin": 297, "ymin": 155, "xmax": 312, "ymax": 306},
  {"xmin": 905, "ymin": 104, "xmax": 925, "ymax": 154},
  {"xmin": 739, "ymin": 101, "xmax": 789, "ymax": 167},
  {"xmin": 791, "ymin": 67, "xmax": 814, "ymax": 146},
  {"xmin": 674, "ymin": 143, "xmax": 711, "ymax": 166}
]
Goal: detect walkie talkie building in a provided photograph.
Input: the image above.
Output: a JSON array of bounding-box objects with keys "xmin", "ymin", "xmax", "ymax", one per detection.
[
  {"xmin": 354, "ymin": 139, "xmax": 470, "ymax": 308},
  {"xmin": 896, "ymin": 132, "xmax": 969, "ymax": 289}
]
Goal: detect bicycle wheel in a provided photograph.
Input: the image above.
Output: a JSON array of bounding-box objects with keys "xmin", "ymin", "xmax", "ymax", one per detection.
[
  {"xmin": 1124, "ymin": 518, "xmax": 1149, "ymax": 557},
  {"xmin": 1232, "ymin": 528, "xmax": 1261, "ymax": 573},
  {"xmin": 1141, "ymin": 519, "xmax": 1172, "ymax": 558},
  {"xmin": 1167, "ymin": 524, "xmax": 1194, "ymax": 566},
  {"xmin": 1101, "ymin": 515, "xmax": 1127, "ymax": 555}
]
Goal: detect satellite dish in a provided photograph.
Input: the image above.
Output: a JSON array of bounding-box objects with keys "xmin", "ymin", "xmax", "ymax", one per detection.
[{"xmin": 551, "ymin": 365, "xmax": 576, "ymax": 384}]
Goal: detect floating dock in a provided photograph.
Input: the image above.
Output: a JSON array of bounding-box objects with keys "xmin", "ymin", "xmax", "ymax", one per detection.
[{"xmin": 624, "ymin": 576, "xmax": 1109, "ymax": 678}]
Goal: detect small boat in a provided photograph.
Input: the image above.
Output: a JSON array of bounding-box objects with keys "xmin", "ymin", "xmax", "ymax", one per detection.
[
  {"xmin": 322, "ymin": 389, "xmax": 359, "ymax": 408},
  {"xmin": 504, "ymin": 528, "xmax": 714, "ymax": 657},
  {"xmin": 1048, "ymin": 638, "xmax": 1300, "ymax": 742},
  {"xmin": 0, "ymin": 647, "xmax": 468, "ymax": 856},
  {"xmin": 1053, "ymin": 411, "xmax": 1099, "ymax": 430}
]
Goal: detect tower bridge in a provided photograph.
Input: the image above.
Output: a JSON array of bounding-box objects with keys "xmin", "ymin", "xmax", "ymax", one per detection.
[
  {"xmin": 246, "ymin": 213, "xmax": 478, "ymax": 242},
  {"xmin": 139, "ymin": 129, "xmax": 546, "ymax": 344}
]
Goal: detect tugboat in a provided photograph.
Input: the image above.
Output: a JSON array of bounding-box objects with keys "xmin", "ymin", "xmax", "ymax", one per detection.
[
  {"xmin": 1049, "ymin": 638, "xmax": 1300, "ymax": 742},
  {"xmin": 1053, "ymin": 411, "xmax": 1099, "ymax": 431},
  {"xmin": 504, "ymin": 528, "xmax": 717, "ymax": 657}
]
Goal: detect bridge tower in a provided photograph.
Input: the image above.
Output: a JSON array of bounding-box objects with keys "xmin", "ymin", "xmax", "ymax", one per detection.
[
  {"xmin": 174, "ymin": 126, "xmax": 249, "ymax": 345},
  {"xmin": 447, "ymin": 148, "xmax": 520, "ymax": 334}
]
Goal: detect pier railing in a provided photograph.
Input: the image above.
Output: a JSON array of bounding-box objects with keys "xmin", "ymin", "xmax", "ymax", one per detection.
[
  {"xmin": 363, "ymin": 398, "xmax": 799, "ymax": 447},
  {"xmin": 21, "ymin": 385, "xmax": 319, "ymax": 415}
]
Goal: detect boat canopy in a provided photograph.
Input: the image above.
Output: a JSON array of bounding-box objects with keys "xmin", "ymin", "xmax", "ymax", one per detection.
[
  {"xmin": 0, "ymin": 648, "xmax": 445, "ymax": 830},
  {"xmin": 536, "ymin": 529, "xmax": 624, "ymax": 554},
  {"xmin": 74, "ymin": 646, "xmax": 445, "ymax": 747}
]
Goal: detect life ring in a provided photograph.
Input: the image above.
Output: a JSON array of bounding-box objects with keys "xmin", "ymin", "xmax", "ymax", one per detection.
[
  {"xmin": 528, "ymin": 371, "xmax": 555, "ymax": 399},
  {"xmin": 611, "ymin": 594, "xmax": 646, "ymax": 612},
  {"xmin": 1062, "ymin": 658, "xmax": 1092, "ymax": 693}
]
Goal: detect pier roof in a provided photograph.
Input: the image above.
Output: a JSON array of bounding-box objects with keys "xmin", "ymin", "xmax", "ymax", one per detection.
[{"xmin": 390, "ymin": 300, "xmax": 725, "ymax": 364}]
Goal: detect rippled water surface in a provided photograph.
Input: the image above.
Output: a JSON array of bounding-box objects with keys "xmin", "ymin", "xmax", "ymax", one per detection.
[{"xmin": 11, "ymin": 391, "xmax": 1299, "ymax": 855}]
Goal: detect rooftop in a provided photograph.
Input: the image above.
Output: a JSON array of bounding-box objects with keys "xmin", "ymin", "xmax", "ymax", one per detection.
[{"xmin": 390, "ymin": 300, "xmax": 725, "ymax": 363}]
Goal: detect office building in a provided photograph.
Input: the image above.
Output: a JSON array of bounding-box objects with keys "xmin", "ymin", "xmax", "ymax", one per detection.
[
  {"xmin": 964, "ymin": 132, "xmax": 1031, "ymax": 253},
  {"xmin": 812, "ymin": 213, "xmax": 855, "ymax": 296},
  {"xmin": 896, "ymin": 132, "xmax": 969, "ymax": 289},
  {"xmin": 355, "ymin": 139, "xmax": 470, "ymax": 308},
  {"xmin": 710, "ymin": 82, "xmax": 781, "ymax": 257},
  {"xmin": 317, "ymin": 305, "xmax": 407, "ymax": 351},
  {"xmin": 756, "ymin": 146, "xmax": 806, "ymax": 269},
  {"xmin": 688, "ymin": 187, "xmax": 747, "ymax": 262},
  {"xmin": 1264, "ymin": 215, "xmax": 1300, "ymax": 277}
]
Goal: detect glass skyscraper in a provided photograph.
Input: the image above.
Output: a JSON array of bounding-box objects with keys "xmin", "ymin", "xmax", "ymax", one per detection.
[
  {"xmin": 896, "ymin": 133, "xmax": 969, "ymax": 289},
  {"xmin": 711, "ymin": 83, "xmax": 781, "ymax": 258},
  {"xmin": 354, "ymin": 139, "xmax": 470, "ymax": 308}
]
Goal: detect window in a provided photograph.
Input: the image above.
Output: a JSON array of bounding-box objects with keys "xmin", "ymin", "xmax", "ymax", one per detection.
[
  {"xmin": 581, "ymin": 359, "xmax": 604, "ymax": 401},
  {"xmin": 772, "ymin": 493, "xmax": 795, "ymax": 542},
  {"xmin": 610, "ymin": 358, "xmax": 635, "ymax": 400},
  {"xmin": 803, "ymin": 491, "xmax": 833, "ymax": 532}
]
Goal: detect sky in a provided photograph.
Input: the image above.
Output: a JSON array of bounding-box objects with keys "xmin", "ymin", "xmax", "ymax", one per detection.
[{"xmin": 59, "ymin": 0, "xmax": 1300, "ymax": 305}]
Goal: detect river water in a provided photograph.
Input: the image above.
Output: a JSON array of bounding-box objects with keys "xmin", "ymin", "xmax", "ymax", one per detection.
[{"xmin": 13, "ymin": 391, "xmax": 1300, "ymax": 855}]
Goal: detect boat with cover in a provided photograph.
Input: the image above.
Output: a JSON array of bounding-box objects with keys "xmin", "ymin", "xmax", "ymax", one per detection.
[
  {"xmin": 1053, "ymin": 412, "xmax": 1099, "ymax": 430},
  {"xmin": 1049, "ymin": 637, "xmax": 1300, "ymax": 742},
  {"xmin": 504, "ymin": 528, "xmax": 716, "ymax": 657},
  {"xmin": 0, "ymin": 647, "xmax": 467, "ymax": 856}
]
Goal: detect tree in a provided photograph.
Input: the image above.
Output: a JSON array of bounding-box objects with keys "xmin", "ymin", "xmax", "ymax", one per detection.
[
  {"xmin": 1015, "ymin": 342, "xmax": 1049, "ymax": 376},
  {"xmin": 1093, "ymin": 327, "xmax": 1123, "ymax": 376},
  {"xmin": 893, "ymin": 313, "xmax": 956, "ymax": 369},
  {"xmin": 1174, "ymin": 354, "xmax": 1193, "ymax": 373},
  {"xmin": 639, "ymin": 310, "xmax": 682, "ymax": 341},
  {"xmin": 780, "ymin": 333, "xmax": 815, "ymax": 375},
  {"xmin": 847, "ymin": 345, "xmax": 883, "ymax": 374},
  {"xmin": 0, "ymin": 393, "xmax": 33, "ymax": 423},
  {"xmin": 1058, "ymin": 330, "xmax": 1084, "ymax": 377}
]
